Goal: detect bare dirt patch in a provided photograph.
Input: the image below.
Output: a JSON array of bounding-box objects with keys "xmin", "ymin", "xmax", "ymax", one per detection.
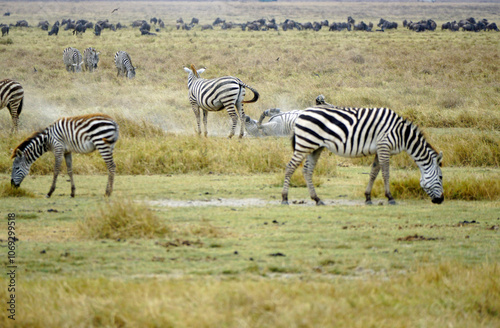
[{"xmin": 147, "ymin": 198, "xmax": 365, "ymax": 207}]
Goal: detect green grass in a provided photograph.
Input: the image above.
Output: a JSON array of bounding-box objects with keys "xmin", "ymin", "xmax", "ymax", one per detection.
[{"xmin": 0, "ymin": 2, "xmax": 500, "ymax": 327}]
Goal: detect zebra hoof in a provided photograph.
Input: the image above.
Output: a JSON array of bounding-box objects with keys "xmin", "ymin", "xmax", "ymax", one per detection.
[
  {"xmin": 316, "ymin": 200, "xmax": 325, "ymax": 206},
  {"xmin": 365, "ymin": 200, "xmax": 373, "ymax": 205},
  {"xmin": 281, "ymin": 201, "xmax": 289, "ymax": 205},
  {"xmin": 388, "ymin": 200, "xmax": 396, "ymax": 205}
]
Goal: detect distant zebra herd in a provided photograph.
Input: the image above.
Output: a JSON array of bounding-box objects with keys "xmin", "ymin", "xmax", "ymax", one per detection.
[
  {"xmin": 5, "ymin": 62, "xmax": 444, "ymax": 204},
  {"xmin": 62, "ymin": 47, "xmax": 135, "ymax": 78}
]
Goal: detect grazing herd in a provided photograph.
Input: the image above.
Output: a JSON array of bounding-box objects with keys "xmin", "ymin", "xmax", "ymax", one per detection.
[
  {"xmin": 1, "ymin": 16, "xmax": 498, "ymax": 36},
  {"xmin": 1, "ymin": 12, "xmax": 452, "ymax": 204}
]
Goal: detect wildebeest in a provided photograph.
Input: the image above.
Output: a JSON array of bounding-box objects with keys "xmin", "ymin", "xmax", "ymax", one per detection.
[
  {"xmin": 48, "ymin": 23, "xmax": 59, "ymax": 36},
  {"xmin": 150, "ymin": 17, "xmax": 158, "ymax": 25},
  {"xmin": 94, "ymin": 23, "xmax": 102, "ymax": 36},
  {"xmin": 38, "ymin": 20, "xmax": 49, "ymax": 31},
  {"xmin": 1, "ymin": 25, "xmax": 9, "ymax": 37},
  {"xmin": 190, "ymin": 17, "xmax": 199, "ymax": 25},
  {"xmin": 15, "ymin": 20, "xmax": 29, "ymax": 27},
  {"xmin": 378, "ymin": 18, "xmax": 398, "ymax": 30},
  {"xmin": 72, "ymin": 23, "xmax": 86, "ymax": 35},
  {"xmin": 201, "ymin": 24, "xmax": 213, "ymax": 31}
]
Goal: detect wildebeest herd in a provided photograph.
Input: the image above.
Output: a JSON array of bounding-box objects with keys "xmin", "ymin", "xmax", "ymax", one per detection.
[{"xmin": 1, "ymin": 15, "xmax": 498, "ymax": 36}]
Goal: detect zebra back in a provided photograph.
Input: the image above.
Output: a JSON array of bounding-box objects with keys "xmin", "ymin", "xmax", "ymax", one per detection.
[{"xmin": 114, "ymin": 51, "xmax": 135, "ymax": 78}]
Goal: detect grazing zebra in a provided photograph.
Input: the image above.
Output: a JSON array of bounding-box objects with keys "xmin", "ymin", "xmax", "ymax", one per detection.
[
  {"xmin": 184, "ymin": 64, "xmax": 259, "ymax": 138},
  {"xmin": 83, "ymin": 47, "xmax": 100, "ymax": 72},
  {"xmin": 114, "ymin": 51, "xmax": 135, "ymax": 78},
  {"xmin": 11, "ymin": 114, "xmax": 119, "ymax": 198},
  {"xmin": 281, "ymin": 105, "xmax": 444, "ymax": 205},
  {"xmin": 63, "ymin": 47, "xmax": 83, "ymax": 72},
  {"xmin": 0, "ymin": 79, "xmax": 24, "ymax": 132}
]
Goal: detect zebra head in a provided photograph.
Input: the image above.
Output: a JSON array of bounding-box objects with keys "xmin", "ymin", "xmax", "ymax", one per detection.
[
  {"xmin": 244, "ymin": 116, "xmax": 261, "ymax": 137},
  {"xmin": 184, "ymin": 65, "xmax": 206, "ymax": 87},
  {"xmin": 127, "ymin": 67, "xmax": 136, "ymax": 79},
  {"xmin": 92, "ymin": 51, "xmax": 100, "ymax": 69},
  {"xmin": 420, "ymin": 151, "xmax": 444, "ymax": 204},
  {"xmin": 11, "ymin": 149, "xmax": 32, "ymax": 188}
]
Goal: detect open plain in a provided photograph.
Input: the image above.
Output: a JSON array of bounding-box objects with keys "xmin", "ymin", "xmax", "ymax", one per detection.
[{"xmin": 0, "ymin": 1, "xmax": 499, "ymax": 327}]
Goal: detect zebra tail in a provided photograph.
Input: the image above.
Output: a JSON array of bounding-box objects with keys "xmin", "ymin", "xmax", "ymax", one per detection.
[{"xmin": 242, "ymin": 85, "xmax": 259, "ymax": 104}]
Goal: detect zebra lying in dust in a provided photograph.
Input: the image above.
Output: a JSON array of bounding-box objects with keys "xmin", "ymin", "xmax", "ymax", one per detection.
[{"xmin": 245, "ymin": 95, "xmax": 334, "ymax": 137}]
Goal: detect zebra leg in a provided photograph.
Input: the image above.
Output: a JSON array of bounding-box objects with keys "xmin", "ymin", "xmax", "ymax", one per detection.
[
  {"xmin": 7, "ymin": 104, "xmax": 18, "ymax": 133},
  {"xmin": 236, "ymin": 102, "xmax": 246, "ymax": 138},
  {"xmin": 47, "ymin": 149, "xmax": 64, "ymax": 198},
  {"xmin": 226, "ymin": 104, "xmax": 238, "ymax": 139},
  {"xmin": 97, "ymin": 147, "xmax": 116, "ymax": 197},
  {"xmin": 378, "ymin": 148, "xmax": 396, "ymax": 205},
  {"xmin": 202, "ymin": 109, "xmax": 208, "ymax": 137},
  {"xmin": 303, "ymin": 148, "xmax": 325, "ymax": 205},
  {"xmin": 364, "ymin": 155, "xmax": 381, "ymax": 205},
  {"xmin": 64, "ymin": 153, "xmax": 76, "ymax": 197},
  {"xmin": 281, "ymin": 151, "xmax": 306, "ymax": 205},
  {"xmin": 191, "ymin": 104, "xmax": 202, "ymax": 136}
]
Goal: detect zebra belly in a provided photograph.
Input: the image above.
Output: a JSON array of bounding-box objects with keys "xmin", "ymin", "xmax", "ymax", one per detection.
[
  {"xmin": 64, "ymin": 139, "xmax": 96, "ymax": 154},
  {"xmin": 323, "ymin": 138, "xmax": 378, "ymax": 158}
]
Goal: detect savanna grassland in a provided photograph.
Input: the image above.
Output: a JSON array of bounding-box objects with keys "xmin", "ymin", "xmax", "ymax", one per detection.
[{"xmin": 0, "ymin": 1, "xmax": 499, "ymax": 327}]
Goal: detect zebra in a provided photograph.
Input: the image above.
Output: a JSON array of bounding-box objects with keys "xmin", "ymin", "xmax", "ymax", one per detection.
[
  {"xmin": 245, "ymin": 109, "xmax": 303, "ymax": 137},
  {"xmin": 83, "ymin": 47, "xmax": 100, "ymax": 72},
  {"xmin": 184, "ymin": 64, "xmax": 259, "ymax": 138},
  {"xmin": 11, "ymin": 114, "xmax": 119, "ymax": 198},
  {"xmin": 245, "ymin": 95, "xmax": 334, "ymax": 137},
  {"xmin": 63, "ymin": 47, "xmax": 83, "ymax": 72},
  {"xmin": 281, "ymin": 105, "xmax": 444, "ymax": 205},
  {"xmin": 114, "ymin": 51, "xmax": 136, "ymax": 78},
  {"xmin": 0, "ymin": 79, "xmax": 24, "ymax": 133}
]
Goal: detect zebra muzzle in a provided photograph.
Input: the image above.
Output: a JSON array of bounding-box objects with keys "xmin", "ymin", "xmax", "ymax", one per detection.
[{"xmin": 11, "ymin": 179, "xmax": 19, "ymax": 188}]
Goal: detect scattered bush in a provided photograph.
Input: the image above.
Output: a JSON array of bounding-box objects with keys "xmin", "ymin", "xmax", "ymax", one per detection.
[{"xmin": 78, "ymin": 199, "xmax": 169, "ymax": 239}]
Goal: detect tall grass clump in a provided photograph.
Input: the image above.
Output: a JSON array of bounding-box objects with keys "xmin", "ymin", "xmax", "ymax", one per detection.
[
  {"xmin": 78, "ymin": 199, "xmax": 169, "ymax": 239},
  {"xmin": 371, "ymin": 173, "xmax": 500, "ymax": 201},
  {"xmin": 0, "ymin": 181, "xmax": 36, "ymax": 198}
]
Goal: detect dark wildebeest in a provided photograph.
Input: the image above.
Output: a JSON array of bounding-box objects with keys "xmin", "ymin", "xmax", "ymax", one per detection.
[
  {"xmin": 73, "ymin": 24, "xmax": 86, "ymax": 35},
  {"xmin": 201, "ymin": 24, "xmax": 213, "ymax": 31},
  {"xmin": 190, "ymin": 17, "xmax": 199, "ymax": 25},
  {"xmin": 486, "ymin": 22, "xmax": 499, "ymax": 31},
  {"xmin": 150, "ymin": 17, "xmax": 158, "ymax": 25},
  {"xmin": 38, "ymin": 20, "xmax": 49, "ymax": 31},
  {"xmin": 48, "ymin": 23, "xmax": 59, "ymax": 36},
  {"xmin": 1, "ymin": 25, "xmax": 9, "ymax": 37},
  {"xmin": 213, "ymin": 17, "xmax": 225, "ymax": 26},
  {"xmin": 140, "ymin": 22, "xmax": 151, "ymax": 31},
  {"xmin": 16, "ymin": 20, "xmax": 29, "ymax": 27},
  {"xmin": 94, "ymin": 23, "xmax": 102, "ymax": 36}
]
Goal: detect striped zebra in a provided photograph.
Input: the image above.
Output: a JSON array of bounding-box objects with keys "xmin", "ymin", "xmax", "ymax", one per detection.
[
  {"xmin": 11, "ymin": 114, "xmax": 119, "ymax": 198},
  {"xmin": 245, "ymin": 95, "xmax": 333, "ymax": 137},
  {"xmin": 281, "ymin": 105, "xmax": 444, "ymax": 205},
  {"xmin": 114, "ymin": 51, "xmax": 136, "ymax": 78},
  {"xmin": 184, "ymin": 64, "xmax": 259, "ymax": 138},
  {"xmin": 63, "ymin": 47, "xmax": 83, "ymax": 72},
  {"xmin": 246, "ymin": 109, "xmax": 303, "ymax": 137},
  {"xmin": 83, "ymin": 47, "xmax": 100, "ymax": 72},
  {"xmin": 0, "ymin": 79, "xmax": 24, "ymax": 132}
]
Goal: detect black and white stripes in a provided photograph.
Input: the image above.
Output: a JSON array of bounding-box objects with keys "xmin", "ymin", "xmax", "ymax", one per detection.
[
  {"xmin": 63, "ymin": 47, "xmax": 83, "ymax": 72},
  {"xmin": 0, "ymin": 79, "xmax": 24, "ymax": 132},
  {"xmin": 11, "ymin": 114, "xmax": 119, "ymax": 197},
  {"xmin": 83, "ymin": 47, "xmax": 100, "ymax": 72},
  {"xmin": 282, "ymin": 105, "xmax": 444, "ymax": 205},
  {"xmin": 184, "ymin": 64, "xmax": 259, "ymax": 138},
  {"xmin": 114, "ymin": 51, "xmax": 136, "ymax": 78}
]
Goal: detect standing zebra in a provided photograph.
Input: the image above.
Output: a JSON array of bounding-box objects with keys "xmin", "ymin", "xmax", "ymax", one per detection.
[
  {"xmin": 63, "ymin": 47, "xmax": 83, "ymax": 72},
  {"xmin": 0, "ymin": 79, "xmax": 24, "ymax": 132},
  {"xmin": 281, "ymin": 105, "xmax": 444, "ymax": 205},
  {"xmin": 83, "ymin": 47, "xmax": 100, "ymax": 72},
  {"xmin": 184, "ymin": 64, "xmax": 259, "ymax": 138},
  {"xmin": 114, "ymin": 51, "xmax": 136, "ymax": 78},
  {"xmin": 11, "ymin": 114, "xmax": 119, "ymax": 197}
]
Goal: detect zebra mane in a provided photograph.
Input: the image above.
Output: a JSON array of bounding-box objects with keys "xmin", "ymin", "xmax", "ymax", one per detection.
[
  {"xmin": 402, "ymin": 118, "xmax": 439, "ymax": 154},
  {"xmin": 190, "ymin": 64, "xmax": 200, "ymax": 78},
  {"xmin": 65, "ymin": 113, "xmax": 112, "ymax": 121},
  {"xmin": 11, "ymin": 130, "xmax": 47, "ymax": 158}
]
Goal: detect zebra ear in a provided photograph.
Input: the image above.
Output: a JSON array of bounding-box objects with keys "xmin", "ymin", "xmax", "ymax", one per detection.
[
  {"xmin": 197, "ymin": 68, "xmax": 206, "ymax": 75},
  {"xmin": 183, "ymin": 67, "xmax": 192, "ymax": 73}
]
